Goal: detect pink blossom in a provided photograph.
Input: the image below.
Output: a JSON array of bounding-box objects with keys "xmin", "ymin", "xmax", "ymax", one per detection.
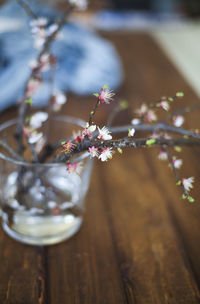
[
  {"xmin": 88, "ymin": 146, "xmax": 99, "ymax": 158},
  {"xmin": 98, "ymin": 126, "xmax": 112, "ymax": 140},
  {"xmin": 99, "ymin": 148, "xmax": 114, "ymax": 162},
  {"xmin": 62, "ymin": 140, "xmax": 76, "ymax": 153},
  {"xmin": 98, "ymin": 87, "xmax": 115, "ymax": 104}
]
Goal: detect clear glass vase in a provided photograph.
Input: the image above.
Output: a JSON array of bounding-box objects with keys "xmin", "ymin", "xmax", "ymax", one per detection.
[{"xmin": 0, "ymin": 116, "xmax": 93, "ymax": 245}]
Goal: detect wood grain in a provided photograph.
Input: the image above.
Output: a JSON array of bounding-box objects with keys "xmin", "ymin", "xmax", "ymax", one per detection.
[{"xmin": 0, "ymin": 31, "xmax": 200, "ymax": 303}]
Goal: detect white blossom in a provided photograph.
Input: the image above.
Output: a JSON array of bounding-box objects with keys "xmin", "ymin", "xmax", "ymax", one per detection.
[
  {"xmin": 88, "ymin": 146, "xmax": 99, "ymax": 158},
  {"xmin": 98, "ymin": 126, "xmax": 112, "ymax": 140},
  {"xmin": 182, "ymin": 177, "xmax": 194, "ymax": 192},
  {"xmin": 30, "ymin": 112, "xmax": 48, "ymax": 129},
  {"xmin": 173, "ymin": 159, "xmax": 183, "ymax": 169},
  {"xmin": 131, "ymin": 118, "xmax": 140, "ymax": 125},
  {"xmin": 30, "ymin": 18, "xmax": 47, "ymax": 28},
  {"xmin": 160, "ymin": 101, "xmax": 170, "ymax": 111},
  {"xmin": 86, "ymin": 123, "xmax": 96, "ymax": 133},
  {"xmin": 128, "ymin": 128, "xmax": 135, "ymax": 137},
  {"xmin": 145, "ymin": 110, "xmax": 157, "ymax": 122},
  {"xmin": 158, "ymin": 150, "xmax": 168, "ymax": 160},
  {"xmin": 28, "ymin": 131, "xmax": 43, "ymax": 144},
  {"xmin": 135, "ymin": 104, "xmax": 148, "ymax": 116},
  {"xmin": 99, "ymin": 148, "xmax": 114, "ymax": 162},
  {"xmin": 35, "ymin": 136, "xmax": 46, "ymax": 153},
  {"xmin": 47, "ymin": 24, "xmax": 59, "ymax": 36},
  {"xmin": 52, "ymin": 91, "xmax": 67, "ymax": 112},
  {"xmin": 173, "ymin": 115, "xmax": 184, "ymax": 127}
]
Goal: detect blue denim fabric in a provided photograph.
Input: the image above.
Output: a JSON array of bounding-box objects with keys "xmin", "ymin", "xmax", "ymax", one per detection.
[{"xmin": 0, "ymin": 1, "xmax": 123, "ymax": 110}]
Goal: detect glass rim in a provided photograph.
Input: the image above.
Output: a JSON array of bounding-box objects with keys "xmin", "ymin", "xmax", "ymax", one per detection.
[{"xmin": 0, "ymin": 115, "xmax": 89, "ymax": 167}]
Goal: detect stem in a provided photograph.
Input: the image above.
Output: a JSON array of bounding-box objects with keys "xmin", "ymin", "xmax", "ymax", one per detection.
[
  {"xmin": 89, "ymin": 99, "xmax": 101, "ymax": 126},
  {"xmin": 53, "ymin": 137, "xmax": 200, "ymax": 163},
  {"xmin": 16, "ymin": 0, "xmax": 37, "ymax": 19},
  {"xmin": 163, "ymin": 147, "xmax": 187, "ymax": 196},
  {"xmin": 15, "ymin": 3, "xmax": 74, "ymax": 155}
]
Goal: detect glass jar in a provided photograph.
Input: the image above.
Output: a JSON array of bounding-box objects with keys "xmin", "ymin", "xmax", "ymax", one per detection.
[{"xmin": 0, "ymin": 116, "xmax": 93, "ymax": 245}]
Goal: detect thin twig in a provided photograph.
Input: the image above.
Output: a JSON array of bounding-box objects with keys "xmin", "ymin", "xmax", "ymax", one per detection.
[
  {"xmin": 16, "ymin": 0, "xmax": 37, "ymax": 19},
  {"xmin": 162, "ymin": 147, "xmax": 187, "ymax": 196},
  {"xmin": 15, "ymin": 3, "xmax": 74, "ymax": 155},
  {"xmin": 89, "ymin": 99, "xmax": 101, "ymax": 126}
]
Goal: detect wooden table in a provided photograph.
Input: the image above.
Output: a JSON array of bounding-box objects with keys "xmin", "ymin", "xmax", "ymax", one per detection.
[{"xmin": 0, "ymin": 31, "xmax": 200, "ymax": 304}]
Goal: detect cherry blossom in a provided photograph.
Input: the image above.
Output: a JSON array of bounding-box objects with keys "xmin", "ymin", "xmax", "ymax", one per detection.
[
  {"xmin": 28, "ymin": 131, "xmax": 43, "ymax": 144},
  {"xmin": 128, "ymin": 128, "xmax": 135, "ymax": 137},
  {"xmin": 99, "ymin": 148, "xmax": 114, "ymax": 162},
  {"xmin": 98, "ymin": 126, "xmax": 112, "ymax": 140},
  {"xmin": 173, "ymin": 158, "xmax": 183, "ymax": 169},
  {"xmin": 82, "ymin": 123, "xmax": 96, "ymax": 138},
  {"xmin": 158, "ymin": 150, "xmax": 168, "ymax": 160},
  {"xmin": 62, "ymin": 140, "xmax": 76, "ymax": 153},
  {"xmin": 35, "ymin": 136, "xmax": 46, "ymax": 153},
  {"xmin": 182, "ymin": 177, "xmax": 194, "ymax": 192},
  {"xmin": 159, "ymin": 101, "xmax": 169, "ymax": 111},
  {"xmin": 29, "ymin": 112, "xmax": 48, "ymax": 129},
  {"xmin": 135, "ymin": 104, "xmax": 148, "ymax": 116},
  {"xmin": 30, "ymin": 18, "xmax": 47, "ymax": 28},
  {"xmin": 145, "ymin": 110, "xmax": 157, "ymax": 122},
  {"xmin": 47, "ymin": 24, "xmax": 59, "ymax": 36},
  {"xmin": 52, "ymin": 91, "xmax": 67, "ymax": 112},
  {"xmin": 98, "ymin": 86, "xmax": 115, "ymax": 104},
  {"xmin": 173, "ymin": 115, "xmax": 184, "ymax": 127},
  {"xmin": 88, "ymin": 146, "xmax": 99, "ymax": 158},
  {"xmin": 131, "ymin": 118, "xmax": 140, "ymax": 125}
]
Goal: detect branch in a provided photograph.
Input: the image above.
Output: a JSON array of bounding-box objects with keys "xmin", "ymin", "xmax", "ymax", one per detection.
[
  {"xmin": 53, "ymin": 137, "xmax": 200, "ymax": 163},
  {"xmin": 15, "ymin": 3, "xmax": 74, "ymax": 155},
  {"xmin": 16, "ymin": 0, "xmax": 37, "ymax": 19},
  {"xmin": 109, "ymin": 122, "xmax": 200, "ymax": 140}
]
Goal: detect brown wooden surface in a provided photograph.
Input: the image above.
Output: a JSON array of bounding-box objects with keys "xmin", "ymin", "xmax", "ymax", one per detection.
[{"xmin": 1, "ymin": 31, "xmax": 200, "ymax": 303}]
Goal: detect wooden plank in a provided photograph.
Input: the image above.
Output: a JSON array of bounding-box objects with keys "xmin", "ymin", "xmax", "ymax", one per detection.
[
  {"xmin": 0, "ymin": 229, "xmax": 47, "ymax": 304},
  {"xmin": 47, "ymin": 32, "xmax": 200, "ymax": 303},
  {"xmin": 47, "ymin": 165, "xmax": 126, "ymax": 304},
  {"xmin": 98, "ymin": 149, "xmax": 200, "ymax": 303}
]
